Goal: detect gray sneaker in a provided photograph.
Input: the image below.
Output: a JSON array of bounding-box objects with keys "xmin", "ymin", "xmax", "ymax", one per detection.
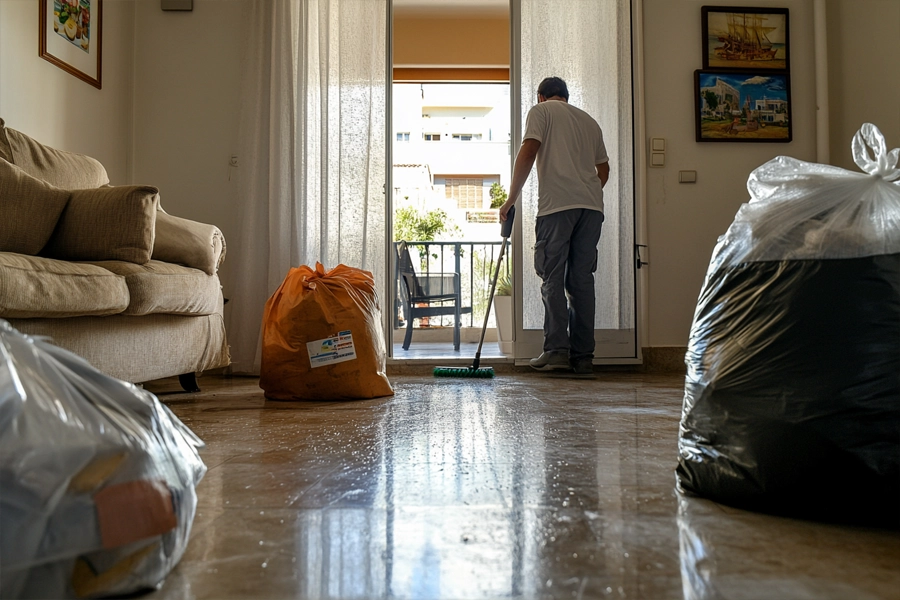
[{"xmin": 529, "ymin": 351, "xmax": 571, "ymax": 371}]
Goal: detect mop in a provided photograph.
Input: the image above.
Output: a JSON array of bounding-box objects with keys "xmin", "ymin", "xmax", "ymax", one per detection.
[{"xmin": 433, "ymin": 205, "xmax": 516, "ymax": 378}]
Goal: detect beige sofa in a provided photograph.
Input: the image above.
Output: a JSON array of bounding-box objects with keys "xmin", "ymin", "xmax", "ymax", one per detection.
[{"xmin": 0, "ymin": 119, "xmax": 230, "ymax": 389}]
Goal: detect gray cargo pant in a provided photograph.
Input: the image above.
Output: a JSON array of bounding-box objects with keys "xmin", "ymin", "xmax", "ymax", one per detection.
[{"xmin": 534, "ymin": 208, "xmax": 604, "ymax": 361}]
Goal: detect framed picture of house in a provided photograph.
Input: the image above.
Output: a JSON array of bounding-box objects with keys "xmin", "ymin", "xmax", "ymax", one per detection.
[
  {"xmin": 39, "ymin": 0, "xmax": 102, "ymax": 89},
  {"xmin": 702, "ymin": 6, "xmax": 789, "ymax": 71},
  {"xmin": 695, "ymin": 69, "xmax": 792, "ymax": 143}
]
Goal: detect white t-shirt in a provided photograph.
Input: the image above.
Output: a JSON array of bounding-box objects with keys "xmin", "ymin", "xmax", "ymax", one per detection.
[{"xmin": 523, "ymin": 99, "xmax": 609, "ymax": 217}]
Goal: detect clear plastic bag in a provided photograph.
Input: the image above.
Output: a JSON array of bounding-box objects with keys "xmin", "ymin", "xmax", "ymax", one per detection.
[
  {"xmin": 677, "ymin": 124, "xmax": 900, "ymax": 526},
  {"xmin": 0, "ymin": 320, "xmax": 206, "ymax": 598},
  {"xmin": 710, "ymin": 123, "xmax": 900, "ymax": 266}
]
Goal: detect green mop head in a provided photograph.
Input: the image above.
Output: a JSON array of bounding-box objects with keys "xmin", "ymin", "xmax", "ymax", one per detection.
[{"xmin": 433, "ymin": 366, "xmax": 495, "ymax": 378}]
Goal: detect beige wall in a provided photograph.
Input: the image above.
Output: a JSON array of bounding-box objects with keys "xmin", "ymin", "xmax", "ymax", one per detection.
[
  {"xmin": 1, "ymin": 0, "xmax": 897, "ymax": 352},
  {"xmin": 131, "ymin": 0, "xmax": 246, "ymax": 303},
  {"xmin": 826, "ymin": 0, "xmax": 900, "ymax": 170},
  {"xmin": 394, "ymin": 16, "xmax": 508, "ymax": 67},
  {"xmin": 642, "ymin": 0, "xmax": 820, "ymax": 347},
  {"xmin": 0, "ymin": 0, "xmax": 135, "ymax": 183}
]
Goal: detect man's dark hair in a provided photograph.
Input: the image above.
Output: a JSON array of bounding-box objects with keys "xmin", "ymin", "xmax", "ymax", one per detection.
[{"xmin": 538, "ymin": 77, "xmax": 569, "ymax": 101}]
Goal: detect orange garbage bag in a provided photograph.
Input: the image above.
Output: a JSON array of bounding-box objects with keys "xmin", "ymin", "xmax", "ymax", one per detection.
[{"xmin": 260, "ymin": 262, "xmax": 394, "ymax": 400}]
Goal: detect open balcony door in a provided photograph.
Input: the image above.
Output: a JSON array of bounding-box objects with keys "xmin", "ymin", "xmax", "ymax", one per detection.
[{"xmin": 511, "ymin": 0, "xmax": 639, "ymax": 363}]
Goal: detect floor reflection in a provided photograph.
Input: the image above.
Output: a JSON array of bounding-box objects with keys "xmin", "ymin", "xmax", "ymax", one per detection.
[
  {"xmin": 291, "ymin": 383, "xmax": 551, "ymax": 599},
  {"xmin": 277, "ymin": 377, "xmax": 688, "ymax": 599},
  {"xmin": 295, "ymin": 509, "xmax": 388, "ymax": 599},
  {"xmin": 146, "ymin": 374, "xmax": 900, "ymax": 600},
  {"xmin": 677, "ymin": 494, "xmax": 900, "ymax": 600},
  {"xmin": 678, "ymin": 496, "xmax": 718, "ymax": 600}
]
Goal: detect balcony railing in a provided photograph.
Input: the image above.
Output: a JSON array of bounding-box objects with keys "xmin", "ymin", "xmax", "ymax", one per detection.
[{"xmin": 393, "ymin": 240, "xmax": 511, "ymax": 330}]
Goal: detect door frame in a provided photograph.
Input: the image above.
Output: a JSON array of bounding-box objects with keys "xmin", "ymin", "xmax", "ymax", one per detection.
[
  {"xmin": 508, "ymin": 0, "xmax": 648, "ymax": 365},
  {"xmin": 384, "ymin": 0, "xmax": 395, "ymax": 359},
  {"xmin": 383, "ymin": 0, "xmax": 649, "ymax": 363}
]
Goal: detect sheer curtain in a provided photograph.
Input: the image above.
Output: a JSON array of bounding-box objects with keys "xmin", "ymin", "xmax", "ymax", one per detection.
[
  {"xmin": 228, "ymin": 0, "xmax": 386, "ymax": 374},
  {"xmin": 518, "ymin": 0, "xmax": 635, "ymax": 333}
]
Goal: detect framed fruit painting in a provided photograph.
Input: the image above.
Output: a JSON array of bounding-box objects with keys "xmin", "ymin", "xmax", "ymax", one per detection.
[{"xmin": 39, "ymin": 0, "xmax": 102, "ymax": 89}]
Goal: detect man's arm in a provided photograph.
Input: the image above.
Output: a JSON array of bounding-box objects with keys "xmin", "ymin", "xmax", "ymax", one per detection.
[
  {"xmin": 597, "ymin": 161, "xmax": 610, "ymax": 189},
  {"xmin": 500, "ymin": 138, "xmax": 541, "ymax": 222}
]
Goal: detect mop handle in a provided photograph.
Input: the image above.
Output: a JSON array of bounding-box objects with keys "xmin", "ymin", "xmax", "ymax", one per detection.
[{"xmin": 474, "ymin": 206, "xmax": 516, "ymax": 367}]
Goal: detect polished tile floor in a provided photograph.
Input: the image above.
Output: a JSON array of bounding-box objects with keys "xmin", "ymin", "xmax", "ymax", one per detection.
[
  {"xmin": 144, "ymin": 373, "xmax": 900, "ymax": 600},
  {"xmin": 391, "ymin": 341, "xmax": 506, "ymax": 361}
]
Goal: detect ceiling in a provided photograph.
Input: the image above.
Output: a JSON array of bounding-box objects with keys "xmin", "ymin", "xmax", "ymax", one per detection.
[{"xmin": 393, "ymin": 0, "xmax": 508, "ymax": 17}]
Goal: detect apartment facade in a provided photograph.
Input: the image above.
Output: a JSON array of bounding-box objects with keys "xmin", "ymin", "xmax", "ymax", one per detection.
[{"xmin": 392, "ymin": 83, "xmax": 510, "ymax": 237}]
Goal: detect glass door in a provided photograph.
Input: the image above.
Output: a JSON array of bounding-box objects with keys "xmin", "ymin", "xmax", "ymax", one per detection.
[{"xmin": 511, "ymin": 0, "xmax": 638, "ymax": 362}]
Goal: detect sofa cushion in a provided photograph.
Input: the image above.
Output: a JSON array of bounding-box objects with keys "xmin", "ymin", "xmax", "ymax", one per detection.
[
  {"xmin": 88, "ymin": 260, "xmax": 222, "ymax": 316},
  {"xmin": 0, "ymin": 159, "xmax": 71, "ymax": 255},
  {"xmin": 0, "ymin": 252, "xmax": 129, "ymax": 318},
  {"xmin": 42, "ymin": 185, "xmax": 159, "ymax": 264},
  {"xmin": 0, "ymin": 119, "xmax": 109, "ymax": 189}
]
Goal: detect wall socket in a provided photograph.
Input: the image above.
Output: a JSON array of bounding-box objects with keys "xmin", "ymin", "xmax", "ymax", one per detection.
[{"xmin": 161, "ymin": 0, "xmax": 193, "ymax": 11}]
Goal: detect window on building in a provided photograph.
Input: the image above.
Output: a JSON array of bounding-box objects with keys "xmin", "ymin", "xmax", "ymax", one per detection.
[
  {"xmin": 445, "ymin": 178, "xmax": 484, "ymax": 209},
  {"xmin": 451, "ymin": 134, "xmax": 482, "ymax": 141},
  {"xmin": 396, "ymin": 132, "xmax": 410, "ymax": 141},
  {"xmin": 424, "ymin": 133, "xmax": 441, "ymax": 141}
]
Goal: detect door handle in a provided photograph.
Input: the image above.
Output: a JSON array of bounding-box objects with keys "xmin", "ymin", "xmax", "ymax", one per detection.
[{"xmin": 635, "ymin": 244, "xmax": 649, "ymax": 270}]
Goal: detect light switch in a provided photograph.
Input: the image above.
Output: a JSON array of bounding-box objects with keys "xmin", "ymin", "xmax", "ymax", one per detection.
[
  {"xmin": 679, "ymin": 170, "xmax": 697, "ymax": 183},
  {"xmin": 651, "ymin": 138, "xmax": 666, "ymax": 152},
  {"xmin": 651, "ymin": 153, "xmax": 665, "ymax": 167}
]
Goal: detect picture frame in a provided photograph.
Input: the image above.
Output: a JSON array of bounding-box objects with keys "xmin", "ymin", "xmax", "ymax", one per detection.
[
  {"xmin": 39, "ymin": 0, "xmax": 102, "ymax": 89},
  {"xmin": 702, "ymin": 6, "xmax": 789, "ymax": 71},
  {"xmin": 695, "ymin": 69, "xmax": 792, "ymax": 143}
]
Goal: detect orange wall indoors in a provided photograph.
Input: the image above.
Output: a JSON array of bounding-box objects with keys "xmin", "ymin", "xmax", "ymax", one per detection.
[{"xmin": 393, "ymin": 15, "xmax": 509, "ymax": 80}]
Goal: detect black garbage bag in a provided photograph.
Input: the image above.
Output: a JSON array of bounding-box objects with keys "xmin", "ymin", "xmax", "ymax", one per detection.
[{"xmin": 676, "ymin": 124, "xmax": 900, "ymax": 527}]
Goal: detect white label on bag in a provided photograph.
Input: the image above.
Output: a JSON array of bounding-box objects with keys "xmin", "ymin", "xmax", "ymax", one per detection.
[{"xmin": 307, "ymin": 331, "xmax": 357, "ymax": 368}]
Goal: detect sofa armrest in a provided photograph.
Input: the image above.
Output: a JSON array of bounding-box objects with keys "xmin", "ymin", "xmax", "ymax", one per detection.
[{"xmin": 152, "ymin": 209, "xmax": 226, "ymax": 275}]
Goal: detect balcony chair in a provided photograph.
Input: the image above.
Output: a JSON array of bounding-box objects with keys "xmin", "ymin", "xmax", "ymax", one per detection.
[{"xmin": 396, "ymin": 241, "xmax": 471, "ymax": 351}]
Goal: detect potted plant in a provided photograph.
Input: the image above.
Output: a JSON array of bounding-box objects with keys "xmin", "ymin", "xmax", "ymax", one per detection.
[{"xmin": 493, "ymin": 268, "xmax": 513, "ymax": 355}]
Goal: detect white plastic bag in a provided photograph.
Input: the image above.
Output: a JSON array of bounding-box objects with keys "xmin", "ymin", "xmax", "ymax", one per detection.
[
  {"xmin": 712, "ymin": 123, "xmax": 900, "ymax": 266},
  {"xmin": 0, "ymin": 320, "xmax": 206, "ymax": 598}
]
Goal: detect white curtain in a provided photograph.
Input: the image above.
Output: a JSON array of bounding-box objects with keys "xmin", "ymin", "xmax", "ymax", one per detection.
[
  {"xmin": 519, "ymin": 0, "xmax": 635, "ymax": 331},
  {"xmin": 228, "ymin": 0, "xmax": 386, "ymax": 374}
]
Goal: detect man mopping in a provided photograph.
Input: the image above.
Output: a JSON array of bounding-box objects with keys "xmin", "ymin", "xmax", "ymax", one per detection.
[{"xmin": 499, "ymin": 76, "xmax": 610, "ymax": 376}]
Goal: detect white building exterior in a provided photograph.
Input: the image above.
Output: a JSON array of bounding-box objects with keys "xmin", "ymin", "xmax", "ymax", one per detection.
[
  {"xmin": 700, "ymin": 78, "xmax": 741, "ymax": 118},
  {"xmin": 393, "ymin": 83, "xmax": 511, "ymax": 239},
  {"xmin": 754, "ymin": 97, "xmax": 789, "ymax": 123}
]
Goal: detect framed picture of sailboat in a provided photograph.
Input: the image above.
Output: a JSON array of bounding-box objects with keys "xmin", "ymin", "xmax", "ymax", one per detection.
[{"xmin": 702, "ymin": 6, "xmax": 789, "ymax": 71}]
